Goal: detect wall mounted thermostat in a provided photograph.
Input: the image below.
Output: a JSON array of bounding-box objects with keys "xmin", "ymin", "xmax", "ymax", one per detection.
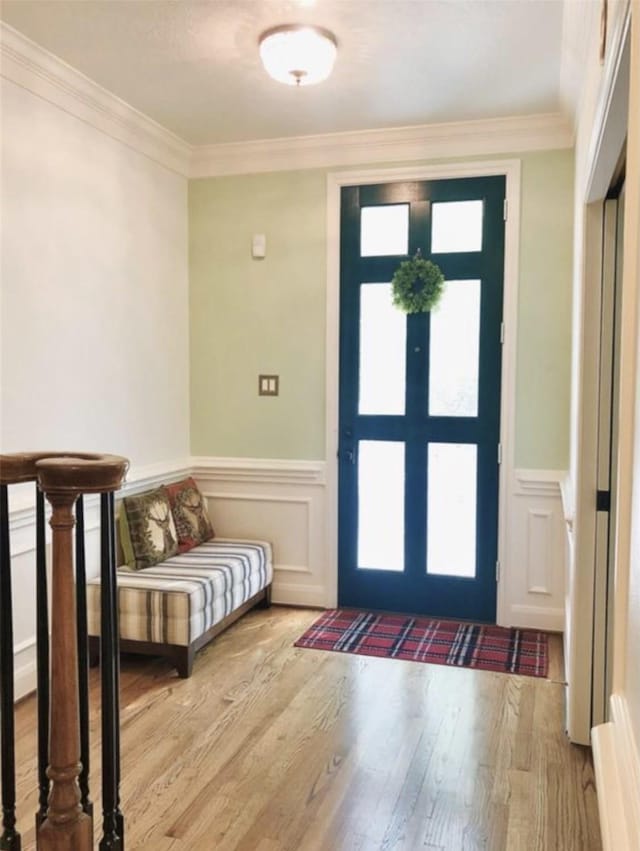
[{"xmin": 252, "ymin": 234, "xmax": 266, "ymax": 259}]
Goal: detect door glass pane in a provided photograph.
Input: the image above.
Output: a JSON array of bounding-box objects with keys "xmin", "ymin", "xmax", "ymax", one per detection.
[
  {"xmin": 361, "ymin": 204, "xmax": 409, "ymax": 256},
  {"xmin": 427, "ymin": 443, "xmax": 477, "ymax": 577},
  {"xmin": 359, "ymin": 283, "xmax": 406, "ymax": 414},
  {"xmin": 429, "ymin": 280, "xmax": 481, "ymax": 417},
  {"xmin": 358, "ymin": 440, "xmax": 404, "ymax": 571},
  {"xmin": 431, "ymin": 200, "xmax": 483, "ymax": 253}
]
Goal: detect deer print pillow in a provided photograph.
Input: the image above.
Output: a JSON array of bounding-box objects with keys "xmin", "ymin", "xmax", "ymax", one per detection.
[
  {"xmin": 121, "ymin": 487, "xmax": 179, "ymax": 570},
  {"xmin": 165, "ymin": 478, "xmax": 214, "ymax": 553}
]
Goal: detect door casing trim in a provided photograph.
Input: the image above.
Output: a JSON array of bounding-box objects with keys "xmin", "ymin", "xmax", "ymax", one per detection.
[{"xmin": 325, "ymin": 160, "xmax": 522, "ymax": 624}]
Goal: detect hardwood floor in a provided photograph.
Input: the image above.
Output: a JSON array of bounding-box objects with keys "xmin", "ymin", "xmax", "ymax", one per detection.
[{"xmin": 11, "ymin": 607, "xmax": 601, "ymax": 850}]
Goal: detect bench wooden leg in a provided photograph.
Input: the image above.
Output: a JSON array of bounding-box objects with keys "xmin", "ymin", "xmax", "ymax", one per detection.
[
  {"xmin": 175, "ymin": 646, "xmax": 194, "ymax": 679},
  {"xmin": 260, "ymin": 585, "xmax": 272, "ymax": 609},
  {"xmin": 88, "ymin": 636, "xmax": 100, "ymax": 668}
]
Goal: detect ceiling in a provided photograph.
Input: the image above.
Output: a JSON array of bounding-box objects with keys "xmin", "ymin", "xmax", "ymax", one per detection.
[{"xmin": 0, "ymin": 0, "xmax": 567, "ymax": 146}]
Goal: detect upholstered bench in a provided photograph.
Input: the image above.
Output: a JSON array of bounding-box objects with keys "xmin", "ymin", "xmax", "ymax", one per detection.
[
  {"xmin": 87, "ymin": 537, "xmax": 272, "ymax": 677},
  {"xmin": 87, "ymin": 478, "xmax": 273, "ymax": 676}
]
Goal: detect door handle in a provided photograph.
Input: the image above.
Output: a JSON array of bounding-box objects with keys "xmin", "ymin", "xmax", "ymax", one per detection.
[{"xmin": 339, "ymin": 447, "xmax": 355, "ymax": 464}]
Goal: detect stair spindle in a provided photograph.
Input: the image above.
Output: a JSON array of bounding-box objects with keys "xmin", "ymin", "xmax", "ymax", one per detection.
[
  {"xmin": 75, "ymin": 495, "xmax": 93, "ymax": 819},
  {"xmin": 99, "ymin": 492, "xmax": 121, "ymax": 850},
  {"xmin": 0, "ymin": 482, "xmax": 21, "ymax": 851},
  {"xmin": 35, "ymin": 486, "xmax": 50, "ymax": 830},
  {"xmin": 109, "ymin": 492, "xmax": 124, "ymax": 845}
]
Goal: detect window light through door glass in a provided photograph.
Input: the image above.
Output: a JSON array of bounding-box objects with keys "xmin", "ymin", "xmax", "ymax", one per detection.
[
  {"xmin": 427, "ymin": 443, "xmax": 477, "ymax": 577},
  {"xmin": 359, "ymin": 283, "xmax": 406, "ymax": 415},
  {"xmin": 361, "ymin": 204, "xmax": 409, "ymax": 256},
  {"xmin": 429, "ymin": 280, "xmax": 481, "ymax": 417},
  {"xmin": 358, "ymin": 440, "xmax": 405, "ymax": 571},
  {"xmin": 431, "ymin": 200, "xmax": 483, "ymax": 253}
]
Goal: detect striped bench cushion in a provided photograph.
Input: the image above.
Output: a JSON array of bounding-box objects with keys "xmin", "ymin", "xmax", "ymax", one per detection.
[{"xmin": 87, "ymin": 538, "xmax": 272, "ymax": 647}]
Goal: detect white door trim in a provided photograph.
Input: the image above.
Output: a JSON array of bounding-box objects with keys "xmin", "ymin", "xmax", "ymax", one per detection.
[{"xmin": 324, "ymin": 160, "xmax": 522, "ymax": 620}]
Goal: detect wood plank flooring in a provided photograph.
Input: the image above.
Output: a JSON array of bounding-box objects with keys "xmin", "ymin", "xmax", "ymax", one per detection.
[{"xmin": 11, "ymin": 607, "xmax": 601, "ymax": 850}]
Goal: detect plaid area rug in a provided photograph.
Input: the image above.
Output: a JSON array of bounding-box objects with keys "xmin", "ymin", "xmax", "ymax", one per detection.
[{"xmin": 295, "ymin": 609, "xmax": 548, "ymax": 678}]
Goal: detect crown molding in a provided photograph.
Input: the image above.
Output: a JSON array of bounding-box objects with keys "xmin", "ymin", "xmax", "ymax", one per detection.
[
  {"xmin": 1, "ymin": 21, "xmax": 574, "ymax": 182},
  {"xmin": 189, "ymin": 112, "xmax": 574, "ymax": 178},
  {"xmin": 0, "ymin": 22, "xmax": 191, "ymax": 176}
]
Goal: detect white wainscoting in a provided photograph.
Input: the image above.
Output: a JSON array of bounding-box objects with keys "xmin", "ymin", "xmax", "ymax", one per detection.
[
  {"xmin": 191, "ymin": 457, "xmax": 328, "ymax": 608},
  {"xmin": 501, "ymin": 469, "xmax": 567, "ymax": 632},
  {"xmin": 7, "ymin": 456, "xmax": 565, "ymax": 701}
]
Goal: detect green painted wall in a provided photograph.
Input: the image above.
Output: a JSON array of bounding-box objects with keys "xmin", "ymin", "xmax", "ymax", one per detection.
[
  {"xmin": 190, "ymin": 170, "xmax": 327, "ymax": 460},
  {"xmin": 514, "ymin": 151, "xmax": 574, "ymax": 469},
  {"xmin": 189, "ymin": 149, "xmax": 574, "ymax": 468}
]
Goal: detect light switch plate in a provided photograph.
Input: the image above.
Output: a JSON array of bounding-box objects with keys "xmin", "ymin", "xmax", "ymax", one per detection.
[{"xmin": 258, "ymin": 374, "xmax": 279, "ymax": 396}]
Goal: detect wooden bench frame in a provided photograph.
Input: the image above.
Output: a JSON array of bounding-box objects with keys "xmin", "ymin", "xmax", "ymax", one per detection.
[{"xmin": 89, "ymin": 583, "xmax": 272, "ymax": 678}]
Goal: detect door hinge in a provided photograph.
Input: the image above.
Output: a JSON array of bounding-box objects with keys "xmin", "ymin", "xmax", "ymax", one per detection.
[
  {"xmin": 596, "ymin": 489, "xmax": 611, "ymax": 512},
  {"xmin": 503, "ymin": 199, "xmax": 508, "ymax": 221},
  {"xmin": 496, "ymin": 560, "xmax": 501, "ymax": 582},
  {"xmin": 497, "ymin": 443, "xmax": 502, "ymax": 465},
  {"xmin": 500, "ymin": 322, "xmax": 505, "ymax": 344}
]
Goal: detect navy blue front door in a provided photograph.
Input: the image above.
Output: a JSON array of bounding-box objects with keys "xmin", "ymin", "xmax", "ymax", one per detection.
[{"xmin": 338, "ymin": 176, "xmax": 505, "ymax": 622}]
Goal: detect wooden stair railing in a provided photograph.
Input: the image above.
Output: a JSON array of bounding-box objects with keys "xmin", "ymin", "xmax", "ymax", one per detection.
[{"xmin": 0, "ymin": 452, "xmax": 128, "ymax": 851}]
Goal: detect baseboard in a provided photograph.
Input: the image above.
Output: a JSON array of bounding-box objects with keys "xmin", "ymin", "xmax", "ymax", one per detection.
[
  {"xmin": 507, "ymin": 604, "xmax": 564, "ymax": 632},
  {"xmin": 14, "ymin": 638, "xmax": 37, "ymax": 701},
  {"xmin": 271, "ymin": 580, "xmax": 327, "ymax": 608},
  {"xmin": 15, "ymin": 660, "xmax": 37, "ymax": 702},
  {"xmin": 592, "ymin": 694, "xmax": 640, "ymax": 849}
]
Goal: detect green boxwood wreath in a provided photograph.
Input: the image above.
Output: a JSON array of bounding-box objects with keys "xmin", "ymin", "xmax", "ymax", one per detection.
[{"xmin": 391, "ymin": 255, "xmax": 445, "ymax": 314}]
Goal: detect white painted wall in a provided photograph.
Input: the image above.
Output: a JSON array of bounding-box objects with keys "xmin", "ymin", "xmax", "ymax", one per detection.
[
  {"xmin": 0, "ymin": 78, "xmax": 189, "ymax": 465},
  {"xmin": 0, "ymin": 74, "xmax": 190, "ymax": 696}
]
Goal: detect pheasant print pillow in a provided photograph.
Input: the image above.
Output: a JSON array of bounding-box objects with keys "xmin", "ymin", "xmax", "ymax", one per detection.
[
  {"xmin": 165, "ymin": 478, "xmax": 214, "ymax": 553},
  {"xmin": 122, "ymin": 487, "xmax": 178, "ymax": 570}
]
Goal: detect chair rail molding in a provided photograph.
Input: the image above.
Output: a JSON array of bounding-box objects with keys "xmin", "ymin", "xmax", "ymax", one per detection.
[{"xmin": 191, "ymin": 456, "xmax": 325, "ymax": 486}]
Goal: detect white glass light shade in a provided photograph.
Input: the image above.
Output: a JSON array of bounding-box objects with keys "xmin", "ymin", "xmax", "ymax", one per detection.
[{"xmin": 259, "ymin": 25, "xmax": 337, "ymax": 86}]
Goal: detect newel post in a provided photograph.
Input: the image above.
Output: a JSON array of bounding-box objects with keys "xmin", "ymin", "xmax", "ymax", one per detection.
[
  {"xmin": 36, "ymin": 455, "xmax": 127, "ymax": 851},
  {"xmin": 37, "ymin": 489, "xmax": 92, "ymax": 851}
]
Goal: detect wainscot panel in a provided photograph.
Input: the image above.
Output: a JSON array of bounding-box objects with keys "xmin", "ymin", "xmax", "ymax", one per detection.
[
  {"xmin": 502, "ymin": 469, "xmax": 567, "ymax": 632},
  {"xmin": 192, "ymin": 457, "xmax": 327, "ymax": 609}
]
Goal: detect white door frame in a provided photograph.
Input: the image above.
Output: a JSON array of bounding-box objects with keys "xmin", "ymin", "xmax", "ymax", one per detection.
[
  {"xmin": 566, "ymin": 6, "xmax": 631, "ymax": 745},
  {"xmin": 324, "ymin": 159, "xmax": 522, "ymax": 622}
]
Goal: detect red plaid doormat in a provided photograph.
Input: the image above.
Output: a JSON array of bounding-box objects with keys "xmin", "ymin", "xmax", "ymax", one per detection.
[{"xmin": 295, "ymin": 609, "xmax": 549, "ymax": 678}]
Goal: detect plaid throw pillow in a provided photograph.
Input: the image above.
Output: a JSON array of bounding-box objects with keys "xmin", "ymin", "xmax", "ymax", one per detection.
[
  {"xmin": 121, "ymin": 487, "xmax": 178, "ymax": 570},
  {"xmin": 165, "ymin": 478, "xmax": 214, "ymax": 553}
]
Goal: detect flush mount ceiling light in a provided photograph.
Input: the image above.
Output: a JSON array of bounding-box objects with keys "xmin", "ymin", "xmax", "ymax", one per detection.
[{"xmin": 259, "ymin": 24, "xmax": 337, "ymax": 87}]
